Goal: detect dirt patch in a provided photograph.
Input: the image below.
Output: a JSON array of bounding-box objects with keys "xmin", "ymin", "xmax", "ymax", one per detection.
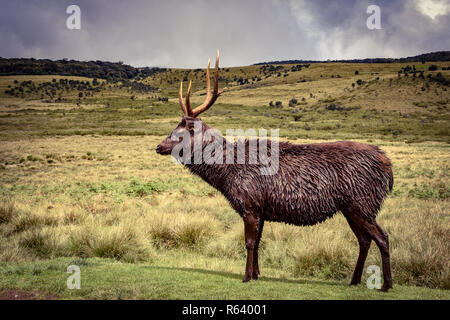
[{"xmin": 0, "ymin": 289, "xmax": 58, "ymax": 300}]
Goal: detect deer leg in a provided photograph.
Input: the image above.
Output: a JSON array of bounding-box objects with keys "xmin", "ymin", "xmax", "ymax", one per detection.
[
  {"xmin": 346, "ymin": 214, "xmax": 393, "ymax": 292},
  {"xmin": 374, "ymin": 223, "xmax": 392, "ymax": 291},
  {"xmin": 345, "ymin": 216, "xmax": 371, "ymax": 285},
  {"xmin": 252, "ymin": 219, "xmax": 264, "ymax": 280},
  {"xmin": 243, "ymin": 214, "xmax": 258, "ymax": 282}
]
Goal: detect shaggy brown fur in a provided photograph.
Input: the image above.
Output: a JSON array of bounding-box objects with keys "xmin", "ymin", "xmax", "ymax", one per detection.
[{"xmin": 157, "ymin": 117, "xmax": 394, "ymax": 291}]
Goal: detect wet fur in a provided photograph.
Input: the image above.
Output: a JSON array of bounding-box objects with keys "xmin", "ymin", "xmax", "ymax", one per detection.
[
  {"xmin": 159, "ymin": 119, "xmax": 394, "ymax": 291},
  {"xmin": 186, "ymin": 129, "xmax": 393, "ymax": 226}
]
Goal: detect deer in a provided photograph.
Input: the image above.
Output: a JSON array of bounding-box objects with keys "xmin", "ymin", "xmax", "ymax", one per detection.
[{"xmin": 156, "ymin": 51, "xmax": 394, "ymax": 291}]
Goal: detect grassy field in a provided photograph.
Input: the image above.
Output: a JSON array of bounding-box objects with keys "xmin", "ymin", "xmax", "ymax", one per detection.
[{"xmin": 0, "ymin": 61, "xmax": 449, "ymax": 299}]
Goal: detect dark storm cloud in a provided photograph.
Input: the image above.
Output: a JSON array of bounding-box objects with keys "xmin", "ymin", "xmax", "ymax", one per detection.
[
  {"xmin": 288, "ymin": 0, "xmax": 450, "ymax": 59},
  {"xmin": 0, "ymin": 0, "xmax": 449, "ymax": 67}
]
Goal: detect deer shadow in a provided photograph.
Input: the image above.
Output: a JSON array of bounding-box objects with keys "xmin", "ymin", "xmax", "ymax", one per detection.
[{"xmin": 144, "ymin": 265, "xmax": 345, "ymax": 287}]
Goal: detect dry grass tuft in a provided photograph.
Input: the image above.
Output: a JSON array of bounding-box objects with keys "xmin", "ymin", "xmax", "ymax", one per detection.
[
  {"xmin": 67, "ymin": 223, "xmax": 154, "ymax": 263},
  {"xmin": 0, "ymin": 202, "xmax": 15, "ymax": 224},
  {"xmin": 145, "ymin": 212, "xmax": 220, "ymax": 249}
]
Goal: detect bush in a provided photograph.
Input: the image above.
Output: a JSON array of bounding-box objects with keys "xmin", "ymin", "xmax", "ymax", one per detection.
[
  {"xmin": 428, "ymin": 65, "xmax": 438, "ymax": 71},
  {"xmin": 325, "ymin": 103, "xmax": 345, "ymax": 111},
  {"xmin": 288, "ymin": 98, "xmax": 298, "ymax": 107},
  {"xmin": 26, "ymin": 155, "xmax": 39, "ymax": 162},
  {"xmin": 126, "ymin": 179, "xmax": 167, "ymax": 197}
]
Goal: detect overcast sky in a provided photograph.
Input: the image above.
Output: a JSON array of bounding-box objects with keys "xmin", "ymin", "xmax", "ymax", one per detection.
[{"xmin": 0, "ymin": 0, "xmax": 449, "ymax": 67}]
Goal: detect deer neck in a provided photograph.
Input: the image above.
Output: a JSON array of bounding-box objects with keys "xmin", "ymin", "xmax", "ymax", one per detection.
[{"xmin": 184, "ymin": 133, "xmax": 235, "ymax": 194}]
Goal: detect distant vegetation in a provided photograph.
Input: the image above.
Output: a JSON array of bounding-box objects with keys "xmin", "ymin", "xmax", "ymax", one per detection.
[
  {"xmin": 4, "ymin": 77, "xmax": 158, "ymax": 102},
  {"xmin": 254, "ymin": 51, "xmax": 450, "ymax": 65},
  {"xmin": 0, "ymin": 58, "xmax": 166, "ymax": 81}
]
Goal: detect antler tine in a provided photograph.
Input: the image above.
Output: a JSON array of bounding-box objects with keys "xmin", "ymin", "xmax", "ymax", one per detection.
[
  {"xmin": 179, "ymin": 81, "xmax": 188, "ymax": 115},
  {"xmin": 185, "ymin": 80, "xmax": 193, "ymax": 116},
  {"xmin": 191, "ymin": 50, "xmax": 224, "ymax": 117},
  {"xmin": 215, "ymin": 51, "xmax": 225, "ymax": 96},
  {"xmin": 205, "ymin": 58, "xmax": 211, "ymax": 100}
]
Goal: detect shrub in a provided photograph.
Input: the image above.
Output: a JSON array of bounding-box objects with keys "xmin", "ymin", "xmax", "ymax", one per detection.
[
  {"xmin": 126, "ymin": 179, "xmax": 167, "ymax": 197},
  {"xmin": 325, "ymin": 103, "xmax": 344, "ymax": 111},
  {"xmin": 288, "ymin": 98, "xmax": 298, "ymax": 107},
  {"xmin": 26, "ymin": 155, "xmax": 39, "ymax": 162}
]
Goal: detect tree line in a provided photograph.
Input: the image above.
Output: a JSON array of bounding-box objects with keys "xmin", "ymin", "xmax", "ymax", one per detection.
[
  {"xmin": 254, "ymin": 51, "xmax": 450, "ymax": 65},
  {"xmin": 0, "ymin": 58, "xmax": 166, "ymax": 81}
]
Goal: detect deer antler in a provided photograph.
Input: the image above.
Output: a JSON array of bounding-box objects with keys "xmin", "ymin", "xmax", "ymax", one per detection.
[
  {"xmin": 179, "ymin": 50, "xmax": 225, "ymax": 117},
  {"xmin": 179, "ymin": 81, "xmax": 188, "ymax": 115}
]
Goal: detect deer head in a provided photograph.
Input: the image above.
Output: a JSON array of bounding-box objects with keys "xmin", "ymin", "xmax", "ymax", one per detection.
[{"xmin": 156, "ymin": 50, "xmax": 225, "ymax": 156}]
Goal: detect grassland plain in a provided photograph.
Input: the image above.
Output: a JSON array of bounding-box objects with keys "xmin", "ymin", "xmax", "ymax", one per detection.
[{"xmin": 0, "ymin": 61, "xmax": 449, "ymax": 299}]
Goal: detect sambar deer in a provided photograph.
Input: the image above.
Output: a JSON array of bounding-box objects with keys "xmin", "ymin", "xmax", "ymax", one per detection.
[{"xmin": 156, "ymin": 51, "xmax": 393, "ymax": 291}]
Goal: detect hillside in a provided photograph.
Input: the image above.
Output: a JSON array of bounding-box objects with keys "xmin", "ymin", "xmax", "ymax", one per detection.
[
  {"xmin": 0, "ymin": 56, "xmax": 449, "ymax": 300},
  {"xmin": 254, "ymin": 50, "xmax": 450, "ymax": 65}
]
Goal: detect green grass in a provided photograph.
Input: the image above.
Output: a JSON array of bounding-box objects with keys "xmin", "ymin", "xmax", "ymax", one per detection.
[
  {"xmin": 1, "ymin": 253, "xmax": 448, "ymax": 300},
  {"xmin": 0, "ymin": 99, "xmax": 448, "ymax": 142}
]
